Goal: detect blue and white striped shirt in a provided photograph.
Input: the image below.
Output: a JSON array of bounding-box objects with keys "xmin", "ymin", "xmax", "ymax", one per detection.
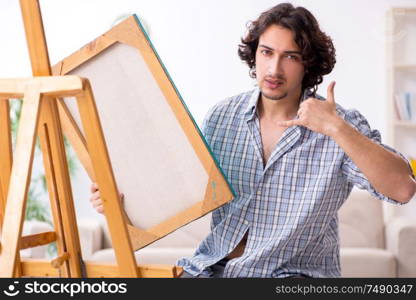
[{"xmin": 177, "ymin": 87, "xmax": 408, "ymax": 278}]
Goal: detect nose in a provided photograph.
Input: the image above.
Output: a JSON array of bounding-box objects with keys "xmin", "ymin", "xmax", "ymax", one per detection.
[{"xmin": 267, "ymin": 55, "xmax": 284, "ymax": 77}]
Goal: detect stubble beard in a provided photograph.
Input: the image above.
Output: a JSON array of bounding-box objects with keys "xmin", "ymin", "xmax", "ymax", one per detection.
[{"xmin": 261, "ymin": 89, "xmax": 288, "ymax": 101}]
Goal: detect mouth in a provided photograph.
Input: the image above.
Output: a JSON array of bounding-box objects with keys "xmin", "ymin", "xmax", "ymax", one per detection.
[{"xmin": 264, "ymin": 79, "xmax": 284, "ymax": 89}]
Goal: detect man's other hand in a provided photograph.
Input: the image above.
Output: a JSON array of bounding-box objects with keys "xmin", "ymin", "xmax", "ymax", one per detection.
[{"xmin": 89, "ymin": 182, "xmax": 124, "ymax": 214}]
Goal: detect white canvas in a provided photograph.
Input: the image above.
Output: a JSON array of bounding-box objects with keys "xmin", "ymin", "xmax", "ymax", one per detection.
[{"xmin": 64, "ymin": 42, "xmax": 210, "ymax": 229}]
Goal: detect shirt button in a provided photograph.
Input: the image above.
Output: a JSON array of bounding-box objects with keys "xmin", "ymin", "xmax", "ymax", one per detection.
[
  {"xmin": 256, "ymin": 190, "xmax": 261, "ymax": 195},
  {"xmin": 244, "ymin": 220, "xmax": 249, "ymax": 225}
]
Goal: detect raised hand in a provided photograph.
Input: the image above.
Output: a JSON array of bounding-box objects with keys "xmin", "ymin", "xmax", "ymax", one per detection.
[{"xmin": 277, "ymin": 81, "xmax": 343, "ymax": 137}]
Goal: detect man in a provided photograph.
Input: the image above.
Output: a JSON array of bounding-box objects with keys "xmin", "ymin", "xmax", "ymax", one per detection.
[{"xmin": 90, "ymin": 3, "xmax": 416, "ymax": 278}]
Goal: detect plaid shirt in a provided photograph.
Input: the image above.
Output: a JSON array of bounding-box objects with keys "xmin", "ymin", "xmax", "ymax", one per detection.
[{"xmin": 177, "ymin": 87, "xmax": 408, "ymax": 278}]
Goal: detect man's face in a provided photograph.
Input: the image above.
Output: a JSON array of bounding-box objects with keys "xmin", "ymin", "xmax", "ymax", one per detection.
[{"xmin": 255, "ymin": 24, "xmax": 305, "ymax": 101}]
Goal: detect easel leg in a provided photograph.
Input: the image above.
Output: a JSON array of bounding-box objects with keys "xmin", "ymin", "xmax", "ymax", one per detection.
[
  {"xmin": 0, "ymin": 98, "xmax": 23, "ymax": 277},
  {"xmin": 37, "ymin": 115, "xmax": 70, "ymax": 277},
  {"xmin": 19, "ymin": 0, "xmax": 86, "ymax": 277},
  {"xmin": 0, "ymin": 98, "xmax": 12, "ymax": 229},
  {"xmin": 76, "ymin": 80, "xmax": 139, "ymax": 277},
  {"xmin": 0, "ymin": 90, "xmax": 42, "ymax": 277},
  {"xmin": 37, "ymin": 96, "xmax": 83, "ymax": 277}
]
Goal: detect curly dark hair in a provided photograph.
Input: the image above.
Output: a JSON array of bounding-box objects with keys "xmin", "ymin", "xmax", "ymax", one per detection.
[{"xmin": 238, "ymin": 3, "xmax": 336, "ymax": 95}]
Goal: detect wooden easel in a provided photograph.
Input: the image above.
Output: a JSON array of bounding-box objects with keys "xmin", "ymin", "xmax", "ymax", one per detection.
[{"xmin": 0, "ymin": 0, "xmax": 181, "ymax": 278}]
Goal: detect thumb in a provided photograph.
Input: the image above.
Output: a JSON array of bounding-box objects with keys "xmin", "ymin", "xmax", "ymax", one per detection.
[{"xmin": 327, "ymin": 81, "xmax": 336, "ymax": 103}]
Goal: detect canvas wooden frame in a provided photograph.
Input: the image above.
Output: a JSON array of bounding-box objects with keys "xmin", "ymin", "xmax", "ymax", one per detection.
[{"xmin": 51, "ymin": 15, "xmax": 235, "ymax": 250}]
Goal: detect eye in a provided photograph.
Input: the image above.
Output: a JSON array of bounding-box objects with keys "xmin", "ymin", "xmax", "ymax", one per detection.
[
  {"xmin": 260, "ymin": 49, "xmax": 272, "ymax": 56},
  {"xmin": 286, "ymin": 54, "xmax": 299, "ymax": 60}
]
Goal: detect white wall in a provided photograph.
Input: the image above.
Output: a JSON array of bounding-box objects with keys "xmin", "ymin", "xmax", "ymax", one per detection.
[{"xmin": 1, "ymin": 0, "xmax": 415, "ymax": 220}]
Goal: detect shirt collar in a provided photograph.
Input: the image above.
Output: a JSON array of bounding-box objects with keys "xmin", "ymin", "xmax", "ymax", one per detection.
[
  {"xmin": 244, "ymin": 87, "xmax": 313, "ymax": 121},
  {"xmin": 244, "ymin": 87, "xmax": 261, "ymax": 120}
]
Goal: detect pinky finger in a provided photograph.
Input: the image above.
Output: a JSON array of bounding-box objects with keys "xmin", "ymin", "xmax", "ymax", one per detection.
[{"xmin": 96, "ymin": 205, "xmax": 104, "ymax": 214}]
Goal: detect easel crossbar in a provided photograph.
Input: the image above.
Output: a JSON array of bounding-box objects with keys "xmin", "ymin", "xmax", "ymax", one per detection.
[
  {"xmin": 0, "ymin": 76, "xmax": 84, "ymax": 98},
  {"xmin": 0, "ymin": 232, "xmax": 56, "ymax": 252},
  {"xmin": 21, "ymin": 259, "xmax": 182, "ymax": 278}
]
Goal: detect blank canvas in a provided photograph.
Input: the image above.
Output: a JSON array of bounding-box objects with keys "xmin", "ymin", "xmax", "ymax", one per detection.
[{"xmin": 52, "ymin": 15, "xmax": 234, "ymax": 249}]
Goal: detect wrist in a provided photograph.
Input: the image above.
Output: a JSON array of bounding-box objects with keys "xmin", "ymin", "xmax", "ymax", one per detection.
[{"xmin": 327, "ymin": 116, "xmax": 348, "ymax": 138}]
